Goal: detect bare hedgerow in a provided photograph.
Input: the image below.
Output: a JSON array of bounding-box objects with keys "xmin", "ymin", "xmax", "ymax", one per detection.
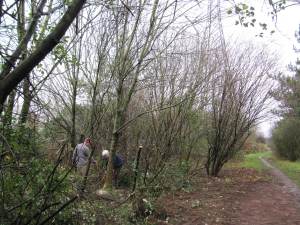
[{"xmin": 205, "ymin": 43, "xmax": 278, "ymax": 176}]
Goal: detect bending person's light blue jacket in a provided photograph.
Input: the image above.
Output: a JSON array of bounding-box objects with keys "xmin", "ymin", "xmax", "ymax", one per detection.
[{"xmin": 72, "ymin": 143, "xmax": 90, "ymax": 167}]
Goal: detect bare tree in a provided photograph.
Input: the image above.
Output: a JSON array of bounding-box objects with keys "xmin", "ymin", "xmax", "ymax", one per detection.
[
  {"xmin": 0, "ymin": 0, "xmax": 87, "ymax": 114},
  {"xmin": 205, "ymin": 43, "xmax": 277, "ymax": 176},
  {"xmin": 100, "ymin": 0, "xmax": 179, "ymax": 191}
]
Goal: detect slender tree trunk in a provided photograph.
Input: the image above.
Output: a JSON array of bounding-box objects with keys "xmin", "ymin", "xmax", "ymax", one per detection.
[
  {"xmin": 18, "ymin": 0, "xmax": 36, "ymax": 125},
  {"xmin": 0, "ymin": 0, "xmax": 86, "ymax": 114},
  {"xmin": 103, "ymin": 79, "xmax": 124, "ymax": 190},
  {"xmin": 2, "ymin": 91, "xmax": 16, "ymax": 142},
  {"xmin": 3, "ymin": 91, "xmax": 16, "ymax": 128},
  {"xmin": 0, "ymin": 0, "xmax": 3, "ymax": 24},
  {"xmin": 0, "ymin": 0, "xmax": 47, "ymax": 79},
  {"xmin": 4, "ymin": 0, "xmax": 26, "ymax": 127},
  {"xmin": 132, "ymin": 146, "xmax": 143, "ymax": 192},
  {"xmin": 19, "ymin": 76, "xmax": 31, "ymax": 124},
  {"xmin": 205, "ymin": 148, "xmax": 211, "ymax": 175},
  {"xmin": 119, "ymin": 111, "xmax": 128, "ymax": 161},
  {"xmin": 70, "ymin": 85, "xmax": 77, "ymax": 148},
  {"xmin": 102, "ymin": 109, "xmax": 122, "ymax": 190}
]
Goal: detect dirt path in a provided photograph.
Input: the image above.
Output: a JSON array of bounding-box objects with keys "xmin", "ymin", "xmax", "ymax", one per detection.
[
  {"xmin": 260, "ymin": 157, "xmax": 300, "ymax": 202},
  {"xmin": 152, "ymin": 162, "xmax": 300, "ymax": 225},
  {"xmin": 230, "ymin": 157, "xmax": 300, "ymax": 225},
  {"xmin": 231, "ymin": 157, "xmax": 300, "ymax": 225}
]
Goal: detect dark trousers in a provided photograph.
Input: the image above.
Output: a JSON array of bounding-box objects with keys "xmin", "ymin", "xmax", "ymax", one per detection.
[{"xmin": 113, "ymin": 167, "xmax": 121, "ymax": 187}]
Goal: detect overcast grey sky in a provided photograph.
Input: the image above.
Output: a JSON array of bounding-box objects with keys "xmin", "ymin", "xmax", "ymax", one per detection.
[{"xmin": 221, "ymin": 1, "xmax": 300, "ymax": 137}]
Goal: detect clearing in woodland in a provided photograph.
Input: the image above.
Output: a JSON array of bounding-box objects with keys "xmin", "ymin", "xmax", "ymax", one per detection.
[{"xmin": 150, "ymin": 154, "xmax": 300, "ymax": 225}]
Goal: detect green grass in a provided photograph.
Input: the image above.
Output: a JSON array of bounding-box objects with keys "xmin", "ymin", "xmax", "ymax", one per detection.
[
  {"xmin": 271, "ymin": 157, "xmax": 300, "ymax": 187},
  {"xmin": 241, "ymin": 151, "xmax": 272, "ymax": 171},
  {"xmin": 227, "ymin": 151, "xmax": 272, "ymax": 171},
  {"xmin": 229, "ymin": 150, "xmax": 300, "ymax": 188}
]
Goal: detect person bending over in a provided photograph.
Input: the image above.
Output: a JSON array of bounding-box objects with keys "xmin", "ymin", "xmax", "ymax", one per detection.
[{"xmin": 102, "ymin": 149, "xmax": 124, "ymax": 187}]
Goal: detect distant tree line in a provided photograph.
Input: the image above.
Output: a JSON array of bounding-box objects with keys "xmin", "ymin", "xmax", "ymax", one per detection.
[{"xmin": 271, "ymin": 26, "xmax": 300, "ymax": 161}]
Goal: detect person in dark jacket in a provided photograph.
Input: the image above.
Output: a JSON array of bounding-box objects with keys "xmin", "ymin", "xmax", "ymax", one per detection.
[{"xmin": 101, "ymin": 149, "xmax": 124, "ymax": 187}]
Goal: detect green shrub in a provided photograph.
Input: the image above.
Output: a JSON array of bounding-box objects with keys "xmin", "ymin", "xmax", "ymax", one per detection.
[
  {"xmin": 0, "ymin": 125, "xmax": 79, "ymax": 224},
  {"xmin": 1, "ymin": 158, "xmax": 77, "ymax": 224},
  {"xmin": 272, "ymin": 118, "xmax": 300, "ymax": 161},
  {"xmin": 147, "ymin": 161, "xmax": 192, "ymax": 195}
]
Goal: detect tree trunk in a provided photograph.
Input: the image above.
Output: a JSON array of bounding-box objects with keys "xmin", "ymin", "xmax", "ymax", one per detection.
[
  {"xmin": 3, "ymin": 91, "xmax": 16, "ymax": 128},
  {"xmin": 102, "ymin": 109, "xmax": 122, "ymax": 190},
  {"xmin": 119, "ymin": 111, "xmax": 128, "ymax": 161},
  {"xmin": 0, "ymin": 0, "xmax": 47, "ymax": 79},
  {"xmin": 19, "ymin": 76, "xmax": 31, "ymax": 125},
  {"xmin": 70, "ymin": 88, "xmax": 77, "ymax": 148},
  {"xmin": 102, "ymin": 75, "xmax": 125, "ymax": 190},
  {"xmin": 18, "ymin": 0, "xmax": 31, "ymax": 125},
  {"xmin": 0, "ymin": 0, "xmax": 86, "ymax": 114},
  {"xmin": 2, "ymin": 91, "xmax": 16, "ymax": 142},
  {"xmin": 206, "ymin": 147, "xmax": 224, "ymax": 177},
  {"xmin": 0, "ymin": 0, "xmax": 4, "ymax": 24}
]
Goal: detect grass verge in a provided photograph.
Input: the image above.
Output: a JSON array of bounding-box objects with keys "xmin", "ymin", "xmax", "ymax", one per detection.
[
  {"xmin": 241, "ymin": 151, "xmax": 272, "ymax": 171},
  {"xmin": 270, "ymin": 157, "xmax": 300, "ymax": 187},
  {"xmin": 227, "ymin": 151, "xmax": 272, "ymax": 171},
  {"xmin": 229, "ymin": 150, "xmax": 300, "ymax": 188}
]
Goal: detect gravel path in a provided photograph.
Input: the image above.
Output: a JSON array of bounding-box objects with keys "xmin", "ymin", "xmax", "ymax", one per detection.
[{"xmin": 260, "ymin": 157, "xmax": 300, "ymax": 203}]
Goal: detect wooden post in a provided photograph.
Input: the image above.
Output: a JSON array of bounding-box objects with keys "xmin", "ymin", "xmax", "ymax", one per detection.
[{"xmin": 132, "ymin": 145, "xmax": 143, "ymax": 192}]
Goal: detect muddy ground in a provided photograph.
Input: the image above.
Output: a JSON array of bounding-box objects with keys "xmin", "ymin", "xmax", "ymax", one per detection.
[{"xmin": 151, "ymin": 165, "xmax": 300, "ymax": 225}]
